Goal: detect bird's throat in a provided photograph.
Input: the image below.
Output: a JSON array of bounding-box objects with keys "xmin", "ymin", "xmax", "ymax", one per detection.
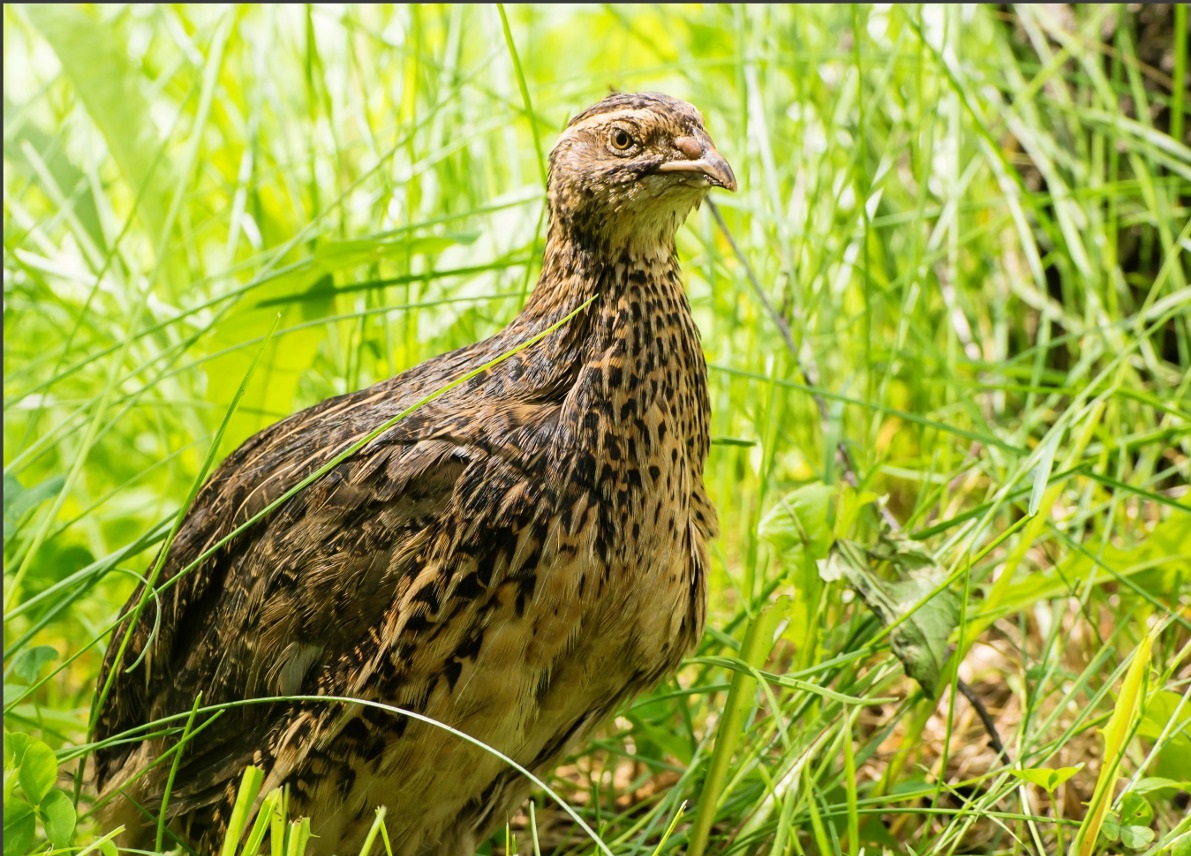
[{"xmin": 527, "ymin": 220, "xmax": 682, "ymax": 319}]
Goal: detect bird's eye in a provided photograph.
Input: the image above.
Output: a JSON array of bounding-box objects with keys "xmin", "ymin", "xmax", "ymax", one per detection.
[{"xmin": 608, "ymin": 128, "xmax": 635, "ymax": 152}]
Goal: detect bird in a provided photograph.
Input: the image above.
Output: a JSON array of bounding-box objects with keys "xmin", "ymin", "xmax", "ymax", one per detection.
[{"xmin": 93, "ymin": 91, "xmax": 736, "ymax": 855}]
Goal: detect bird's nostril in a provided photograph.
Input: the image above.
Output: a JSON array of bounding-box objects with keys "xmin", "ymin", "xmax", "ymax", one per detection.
[{"xmin": 676, "ymin": 136, "xmax": 703, "ymax": 159}]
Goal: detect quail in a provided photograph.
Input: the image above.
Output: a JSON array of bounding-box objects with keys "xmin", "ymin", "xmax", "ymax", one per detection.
[{"xmin": 93, "ymin": 91, "xmax": 736, "ymax": 855}]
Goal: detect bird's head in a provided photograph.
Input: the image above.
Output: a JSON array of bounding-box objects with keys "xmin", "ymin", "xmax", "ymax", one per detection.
[{"xmin": 546, "ymin": 92, "xmax": 736, "ymax": 253}]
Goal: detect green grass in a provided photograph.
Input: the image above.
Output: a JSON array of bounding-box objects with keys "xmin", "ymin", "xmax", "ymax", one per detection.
[{"xmin": 4, "ymin": 4, "xmax": 1190, "ymax": 855}]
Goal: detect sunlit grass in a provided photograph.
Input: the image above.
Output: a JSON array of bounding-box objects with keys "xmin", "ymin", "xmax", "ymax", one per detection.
[{"xmin": 4, "ymin": 4, "xmax": 1189, "ymax": 855}]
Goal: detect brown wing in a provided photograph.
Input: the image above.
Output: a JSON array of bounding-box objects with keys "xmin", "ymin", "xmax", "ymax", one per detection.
[{"xmin": 92, "ymin": 348, "xmax": 487, "ymax": 790}]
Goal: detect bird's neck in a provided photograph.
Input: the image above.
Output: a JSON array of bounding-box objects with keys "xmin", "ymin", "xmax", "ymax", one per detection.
[
  {"xmin": 517, "ymin": 219, "xmax": 710, "ymax": 468},
  {"xmin": 523, "ymin": 221, "xmax": 680, "ymax": 320}
]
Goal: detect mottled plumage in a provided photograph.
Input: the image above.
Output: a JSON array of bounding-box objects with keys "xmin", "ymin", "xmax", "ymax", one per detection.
[{"xmin": 94, "ymin": 91, "xmax": 736, "ymax": 855}]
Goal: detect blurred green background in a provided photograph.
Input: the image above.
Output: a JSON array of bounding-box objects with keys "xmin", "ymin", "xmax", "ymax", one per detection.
[{"xmin": 4, "ymin": 5, "xmax": 1189, "ymax": 855}]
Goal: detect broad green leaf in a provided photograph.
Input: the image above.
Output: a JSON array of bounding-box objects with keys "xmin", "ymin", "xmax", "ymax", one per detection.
[
  {"xmin": 824, "ymin": 538, "xmax": 960, "ymax": 696},
  {"xmin": 762, "ymin": 482, "xmax": 838, "ymax": 667},
  {"xmin": 39, "ymin": 787, "xmax": 76, "ymax": 848},
  {"xmin": 1008, "ymin": 764, "xmax": 1082, "ymax": 793},
  {"xmin": 19, "ymin": 542, "xmax": 97, "ymax": 593},
  {"xmin": 833, "ymin": 485, "xmax": 880, "ymax": 541},
  {"xmin": 857, "ymin": 812, "xmax": 901, "ymax": 850},
  {"xmin": 17, "ymin": 738, "xmax": 56, "ymax": 805},
  {"xmin": 1132, "ymin": 776, "xmax": 1191, "ymax": 795},
  {"xmin": 627, "ymin": 703, "xmax": 696, "ymax": 765},
  {"xmin": 3, "ymin": 730, "xmax": 30, "ymax": 772},
  {"xmin": 1117, "ymin": 791, "xmax": 1153, "ymax": 828},
  {"xmin": 2, "ymin": 796, "xmax": 36, "ymax": 856},
  {"xmin": 10, "ymin": 645, "xmax": 57, "ymax": 684},
  {"xmin": 759, "ymin": 482, "xmax": 837, "ymax": 565},
  {"xmin": 4, "ymin": 731, "xmax": 31, "ymax": 806},
  {"xmin": 1119, "ymin": 825, "xmax": 1155, "ymax": 850}
]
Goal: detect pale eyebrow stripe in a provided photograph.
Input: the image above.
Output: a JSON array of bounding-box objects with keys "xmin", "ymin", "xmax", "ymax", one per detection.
[{"xmin": 564, "ymin": 108, "xmax": 655, "ymax": 135}]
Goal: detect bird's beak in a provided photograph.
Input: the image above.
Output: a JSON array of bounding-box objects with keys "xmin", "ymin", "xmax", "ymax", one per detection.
[{"xmin": 656, "ymin": 136, "xmax": 738, "ymax": 192}]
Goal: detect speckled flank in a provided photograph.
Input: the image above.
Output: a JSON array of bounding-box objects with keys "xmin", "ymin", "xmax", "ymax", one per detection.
[{"xmin": 93, "ymin": 91, "xmax": 730, "ymax": 856}]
